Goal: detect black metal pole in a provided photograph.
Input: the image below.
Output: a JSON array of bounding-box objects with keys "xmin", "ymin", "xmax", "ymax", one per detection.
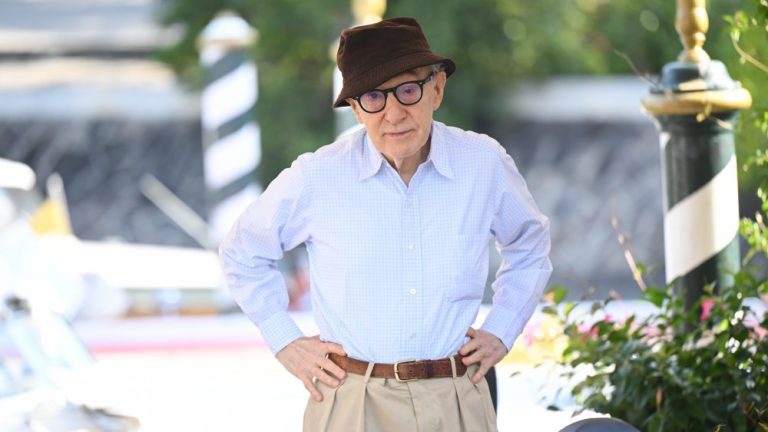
[{"xmin": 642, "ymin": 0, "xmax": 751, "ymax": 310}]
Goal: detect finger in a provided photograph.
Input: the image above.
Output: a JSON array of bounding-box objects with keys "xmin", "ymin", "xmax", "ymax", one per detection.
[
  {"xmin": 461, "ymin": 348, "xmax": 483, "ymax": 366},
  {"xmin": 459, "ymin": 338, "xmax": 480, "ymax": 356},
  {"xmin": 304, "ymin": 378, "xmax": 323, "ymax": 402},
  {"xmin": 466, "ymin": 327, "xmax": 477, "ymax": 338},
  {"xmin": 471, "ymin": 364, "xmax": 489, "ymax": 385},
  {"xmin": 459, "ymin": 338, "xmax": 482, "ymax": 358},
  {"xmin": 324, "ymin": 342, "xmax": 347, "ymax": 356},
  {"xmin": 320, "ymin": 356, "xmax": 347, "ymax": 380},
  {"xmin": 314, "ymin": 368, "xmax": 341, "ymax": 388}
]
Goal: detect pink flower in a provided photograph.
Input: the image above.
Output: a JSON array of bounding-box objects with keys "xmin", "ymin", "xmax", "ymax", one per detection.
[
  {"xmin": 745, "ymin": 314, "xmax": 767, "ymax": 339},
  {"xmin": 522, "ymin": 321, "xmax": 541, "ymax": 347},
  {"xmin": 700, "ymin": 298, "xmax": 715, "ymax": 321},
  {"xmin": 640, "ymin": 325, "xmax": 661, "ymax": 338}
]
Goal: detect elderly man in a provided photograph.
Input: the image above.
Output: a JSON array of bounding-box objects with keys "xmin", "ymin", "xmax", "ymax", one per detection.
[{"xmin": 219, "ymin": 17, "xmax": 552, "ymax": 431}]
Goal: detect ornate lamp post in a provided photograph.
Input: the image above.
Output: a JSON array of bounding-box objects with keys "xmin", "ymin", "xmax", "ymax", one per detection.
[{"xmin": 642, "ymin": 0, "xmax": 752, "ymax": 310}]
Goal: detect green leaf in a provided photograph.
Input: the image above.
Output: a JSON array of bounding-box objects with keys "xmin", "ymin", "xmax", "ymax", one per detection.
[
  {"xmin": 645, "ymin": 286, "xmax": 668, "ymax": 308},
  {"xmin": 546, "ymin": 284, "xmax": 568, "ymax": 304},
  {"xmin": 563, "ymin": 302, "xmax": 576, "ymax": 319},
  {"xmin": 714, "ymin": 318, "xmax": 730, "ymax": 335},
  {"xmin": 541, "ymin": 305, "xmax": 558, "ymax": 316},
  {"xmin": 647, "ymin": 413, "xmax": 662, "ymax": 432}
]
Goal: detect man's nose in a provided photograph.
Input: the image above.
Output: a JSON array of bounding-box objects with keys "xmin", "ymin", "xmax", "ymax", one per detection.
[{"xmin": 382, "ymin": 93, "xmax": 407, "ymax": 122}]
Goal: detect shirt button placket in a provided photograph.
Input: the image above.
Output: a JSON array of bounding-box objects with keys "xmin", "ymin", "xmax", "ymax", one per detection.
[{"xmin": 402, "ymin": 194, "xmax": 422, "ymax": 352}]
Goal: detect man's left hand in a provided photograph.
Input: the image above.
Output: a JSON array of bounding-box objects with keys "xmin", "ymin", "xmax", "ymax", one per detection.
[{"xmin": 459, "ymin": 328, "xmax": 508, "ymax": 384}]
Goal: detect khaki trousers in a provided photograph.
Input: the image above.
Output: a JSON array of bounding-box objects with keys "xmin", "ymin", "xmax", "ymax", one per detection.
[{"xmin": 303, "ymin": 360, "xmax": 498, "ymax": 432}]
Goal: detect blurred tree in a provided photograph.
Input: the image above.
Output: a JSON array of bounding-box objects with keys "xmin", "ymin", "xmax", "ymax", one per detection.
[
  {"xmin": 727, "ymin": 0, "xmax": 768, "ymax": 191},
  {"xmin": 156, "ymin": 0, "xmax": 351, "ymax": 184},
  {"xmin": 157, "ymin": 0, "xmax": 761, "ymax": 186}
]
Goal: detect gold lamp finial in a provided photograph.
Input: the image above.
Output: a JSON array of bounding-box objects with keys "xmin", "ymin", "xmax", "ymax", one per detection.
[
  {"xmin": 675, "ymin": 0, "xmax": 711, "ymax": 63},
  {"xmin": 352, "ymin": 0, "xmax": 386, "ymax": 25}
]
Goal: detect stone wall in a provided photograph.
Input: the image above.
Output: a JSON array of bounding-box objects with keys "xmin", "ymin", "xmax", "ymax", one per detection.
[
  {"xmin": 0, "ymin": 116, "xmax": 669, "ymax": 299},
  {"xmin": 2, "ymin": 75, "xmax": 754, "ymax": 300},
  {"xmin": 0, "ymin": 119, "xmax": 206, "ymax": 247},
  {"xmin": 497, "ymin": 120, "xmax": 667, "ymax": 299}
]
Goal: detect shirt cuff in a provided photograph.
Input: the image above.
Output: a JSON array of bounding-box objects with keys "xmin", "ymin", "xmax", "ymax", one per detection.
[
  {"xmin": 480, "ymin": 305, "xmax": 527, "ymax": 351},
  {"xmin": 256, "ymin": 311, "xmax": 305, "ymax": 355}
]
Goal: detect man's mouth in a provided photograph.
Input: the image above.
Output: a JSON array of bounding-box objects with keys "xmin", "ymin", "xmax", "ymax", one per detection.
[{"xmin": 385, "ymin": 130, "xmax": 412, "ymax": 139}]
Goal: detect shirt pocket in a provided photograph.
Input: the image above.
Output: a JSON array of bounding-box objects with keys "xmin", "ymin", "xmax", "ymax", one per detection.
[{"xmin": 426, "ymin": 233, "xmax": 490, "ymax": 301}]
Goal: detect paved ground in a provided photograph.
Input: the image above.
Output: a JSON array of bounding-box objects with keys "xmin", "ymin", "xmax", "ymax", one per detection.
[
  {"xmin": 2, "ymin": 310, "xmax": 616, "ymax": 431},
  {"xmin": 87, "ymin": 347, "xmax": 308, "ymax": 431},
  {"xmin": 83, "ymin": 348, "xmax": 596, "ymax": 432},
  {"xmin": 65, "ymin": 311, "xmax": 604, "ymax": 431}
]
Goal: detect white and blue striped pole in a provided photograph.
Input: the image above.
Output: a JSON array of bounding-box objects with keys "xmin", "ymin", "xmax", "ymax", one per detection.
[
  {"xmin": 642, "ymin": 0, "xmax": 751, "ymax": 310},
  {"xmin": 332, "ymin": 0, "xmax": 387, "ymax": 138},
  {"xmin": 333, "ymin": 65, "xmax": 360, "ymax": 138},
  {"xmin": 198, "ymin": 11, "xmax": 262, "ymax": 243}
]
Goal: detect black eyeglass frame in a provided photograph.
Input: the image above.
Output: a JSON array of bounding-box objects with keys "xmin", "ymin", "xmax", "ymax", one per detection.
[{"xmin": 352, "ymin": 72, "xmax": 435, "ymax": 114}]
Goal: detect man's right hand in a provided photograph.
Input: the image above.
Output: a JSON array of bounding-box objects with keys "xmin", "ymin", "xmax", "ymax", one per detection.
[{"xmin": 276, "ymin": 335, "xmax": 347, "ymax": 402}]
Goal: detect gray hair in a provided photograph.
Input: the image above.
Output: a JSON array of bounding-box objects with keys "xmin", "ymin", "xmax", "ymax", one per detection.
[{"xmin": 430, "ymin": 62, "xmax": 446, "ymax": 74}]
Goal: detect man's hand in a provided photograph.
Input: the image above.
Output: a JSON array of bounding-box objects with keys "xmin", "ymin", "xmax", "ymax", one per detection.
[
  {"xmin": 276, "ymin": 335, "xmax": 347, "ymax": 402},
  {"xmin": 459, "ymin": 328, "xmax": 508, "ymax": 384}
]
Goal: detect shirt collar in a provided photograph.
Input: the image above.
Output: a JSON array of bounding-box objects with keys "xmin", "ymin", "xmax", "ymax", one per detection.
[
  {"xmin": 357, "ymin": 122, "xmax": 455, "ymax": 181},
  {"xmin": 358, "ymin": 132, "xmax": 386, "ymax": 181},
  {"xmin": 427, "ymin": 122, "xmax": 455, "ymax": 179}
]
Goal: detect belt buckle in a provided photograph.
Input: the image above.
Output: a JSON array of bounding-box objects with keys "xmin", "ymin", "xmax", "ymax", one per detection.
[{"xmin": 394, "ymin": 359, "xmax": 418, "ymax": 383}]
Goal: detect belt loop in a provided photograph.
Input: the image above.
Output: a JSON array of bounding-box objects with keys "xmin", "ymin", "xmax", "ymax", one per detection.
[
  {"xmin": 363, "ymin": 361, "xmax": 375, "ymax": 384},
  {"xmin": 449, "ymin": 355, "xmax": 457, "ymax": 379}
]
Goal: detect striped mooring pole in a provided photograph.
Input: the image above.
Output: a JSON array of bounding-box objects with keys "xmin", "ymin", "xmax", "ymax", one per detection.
[
  {"xmin": 198, "ymin": 11, "xmax": 262, "ymax": 244},
  {"xmin": 332, "ymin": 0, "xmax": 387, "ymax": 138},
  {"xmin": 642, "ymin": 0, "xmax": 752, "ymax": 310}
]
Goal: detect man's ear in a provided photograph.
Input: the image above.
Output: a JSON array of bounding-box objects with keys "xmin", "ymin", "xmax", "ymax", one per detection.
[
  {"xmin": 431, "ymin": 71, "xmax": 447, "ymax": 111},
  {"xmin": 347, "ymin": 99, "xmax": 364, "ymax": 123}
]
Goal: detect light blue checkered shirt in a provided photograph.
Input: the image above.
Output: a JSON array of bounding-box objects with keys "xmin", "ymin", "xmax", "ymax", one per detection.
[{"xmin": 219, "ymin": 121, "xmax": 552, "ymax": 363}]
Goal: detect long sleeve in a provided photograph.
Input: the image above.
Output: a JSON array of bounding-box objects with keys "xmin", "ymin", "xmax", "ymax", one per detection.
[
  {"xmin": 218, "ymin": 156, "xmax": 313, "ymax": 355},
  {"xmin": 480, "ymin": 149, "xmax": 553, "ymax": 350},
  {"xmin": 220, "ymin": 123, "xmax": 552, "ymax": 362}
]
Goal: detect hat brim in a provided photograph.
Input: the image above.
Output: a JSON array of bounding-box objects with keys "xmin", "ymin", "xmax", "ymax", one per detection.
[{"xmin": 333, "ymin": 54, "xmax": 455, "ymax": 108}]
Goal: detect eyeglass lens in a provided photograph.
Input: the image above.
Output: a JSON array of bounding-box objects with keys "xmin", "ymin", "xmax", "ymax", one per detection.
[{"xmin": 358, "ymin": 78, "xmax": 427, "ymax": 113}]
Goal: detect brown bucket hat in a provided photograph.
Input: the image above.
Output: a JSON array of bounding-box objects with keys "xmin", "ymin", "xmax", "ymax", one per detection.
[{"xmin": 333, "ymin": 17, "xmax": 456, "ymax": 108}]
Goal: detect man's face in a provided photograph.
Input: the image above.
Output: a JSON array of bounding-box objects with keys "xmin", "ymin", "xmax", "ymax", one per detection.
[{"xmin": 348, "ymin": 66, "xmax": 446, "ymax": 163}]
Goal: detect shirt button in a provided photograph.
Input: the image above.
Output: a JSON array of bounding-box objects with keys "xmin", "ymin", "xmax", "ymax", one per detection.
[
  {"xmin": 407, "ymin": 244, "xmax": 415, "ymax": 251},
  {"xmin": 409, "ymin": 289, "xmax": 416, "ymax": 295}
]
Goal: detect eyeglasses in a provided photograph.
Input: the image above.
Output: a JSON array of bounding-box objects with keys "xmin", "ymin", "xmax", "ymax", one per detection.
[{"xmin": 353, "ymin": 72, "xmax": 435, "ymax": 114}]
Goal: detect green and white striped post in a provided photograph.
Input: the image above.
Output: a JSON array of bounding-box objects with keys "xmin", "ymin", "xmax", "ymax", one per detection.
[
  {"xmin": 642, "ymin": 0, "xmax": 752, "ymax": 310},
  {"xmin": 198, "ymin": 11, "xmax": 261, "ymax": 243}
]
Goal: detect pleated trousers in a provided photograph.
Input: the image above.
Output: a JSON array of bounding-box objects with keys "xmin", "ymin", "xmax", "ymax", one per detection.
[{"xmin": 303, "ymin": 360, "xmax": 497, "ymax": 432}]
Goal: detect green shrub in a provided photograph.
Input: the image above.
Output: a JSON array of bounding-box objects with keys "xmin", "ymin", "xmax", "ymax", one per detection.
[{"xmin": 547, "ymin": 151, "xmax": 768, "ymax": 430}]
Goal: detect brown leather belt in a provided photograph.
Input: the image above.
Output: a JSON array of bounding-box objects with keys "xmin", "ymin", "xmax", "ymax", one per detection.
[{"xmin": 328, "ymin": 353, "xmax": 467, "ymax": 382}]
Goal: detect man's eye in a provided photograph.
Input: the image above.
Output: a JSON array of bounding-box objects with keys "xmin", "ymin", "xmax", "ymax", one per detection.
[
  {"xmin": 399, "ymin": 85, "xmax": 418, "ymax": 96},
  {"xmin": 362, "ymin": 92, "xmax": 383, "ymax": 101}
]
